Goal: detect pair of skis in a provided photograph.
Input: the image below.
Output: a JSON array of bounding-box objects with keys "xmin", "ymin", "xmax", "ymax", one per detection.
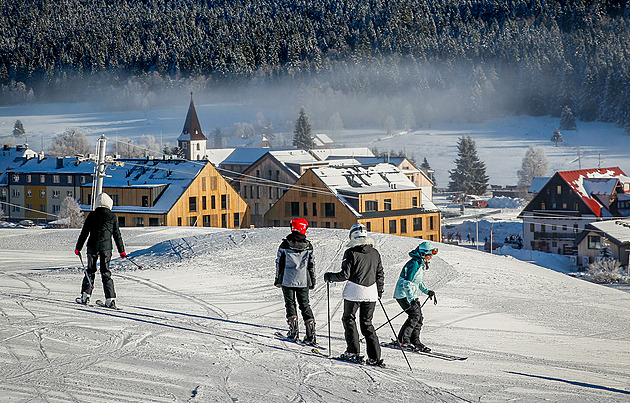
[
  {"xmin": 75, "ymin": 297, "xmax": 122, "ymax": 310},
  {"xmin": 381, "ymin": 340, "xmax": 467, "ymax": 361}
]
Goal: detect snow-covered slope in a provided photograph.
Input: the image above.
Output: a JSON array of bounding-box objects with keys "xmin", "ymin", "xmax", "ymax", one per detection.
[{"xmin": 1, "ymin": 227, "xmax": 629, "ymax": 402}]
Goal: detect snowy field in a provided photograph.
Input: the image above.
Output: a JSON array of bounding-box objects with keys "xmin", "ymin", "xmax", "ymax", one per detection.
[
  {"xmin": 1, "ymin": 226, "xmax": 630, "ymax": 402},
  {"xmin": 2, "ymin": 103, "xmax": 630, "ymax": 186}
]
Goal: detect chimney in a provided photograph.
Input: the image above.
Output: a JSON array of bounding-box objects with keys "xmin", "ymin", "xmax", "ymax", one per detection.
[{"xmin": 56, "ymin": 157, "xmax": 64, "ymax": 169}]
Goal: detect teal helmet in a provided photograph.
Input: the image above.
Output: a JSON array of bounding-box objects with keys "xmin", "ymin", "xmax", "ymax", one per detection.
[{"xmin": 415, "ymin": 241, "xmax": 438, "ymax": 256}]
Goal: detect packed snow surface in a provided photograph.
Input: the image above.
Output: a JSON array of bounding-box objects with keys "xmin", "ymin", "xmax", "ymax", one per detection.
[{"xmin": 1, "ymin": 226, "xmax": 629, "ymax": 402}]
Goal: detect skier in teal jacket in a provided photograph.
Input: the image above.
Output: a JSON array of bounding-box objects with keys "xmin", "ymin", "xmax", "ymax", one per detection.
[{"xmin": 392, "ymin": 240, "xmax": 438, "ymax": 352}]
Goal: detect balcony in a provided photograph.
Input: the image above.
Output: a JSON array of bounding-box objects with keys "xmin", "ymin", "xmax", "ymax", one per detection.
[{"xmin": 533, "ymin": 232, "xmax": 578, "ymax": 240}]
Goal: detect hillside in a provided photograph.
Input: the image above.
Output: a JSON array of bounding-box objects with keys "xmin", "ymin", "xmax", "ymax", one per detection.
[{"xmin": 1, "ymin": 227, "xmax": 629, "ymax": 401}]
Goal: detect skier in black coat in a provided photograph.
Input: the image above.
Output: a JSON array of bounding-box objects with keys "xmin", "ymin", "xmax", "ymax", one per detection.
[
  {"xmin": 324, "ymin": 223, "xmax": 385, "ymax": 367},
  {"xmin": 75, "ymin": 193, "xmax": 126, "ymax": 308},
  {"xmin": 275, "ymin": 218, "xmax": 317, "ymax": 344}
]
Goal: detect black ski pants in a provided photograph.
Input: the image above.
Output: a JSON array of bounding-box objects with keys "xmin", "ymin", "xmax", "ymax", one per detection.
[
  {"xmin": 282, "ymin": 286, "xmax": 314, "ymax": 322},
  {"xmin": 396, "ymin": 297, "xmax": 423, "ymax": 344},
  {"xmin": 342, "ymin": 299, "xmax": 381, "ymax": 361},
  {"xmin": 82, "ymin": 249, "xmax": 116, "ymax": 299}
]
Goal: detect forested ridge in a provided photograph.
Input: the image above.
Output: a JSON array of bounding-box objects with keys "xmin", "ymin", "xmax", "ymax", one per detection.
[{"xmin": 1, "ymin": 0, "xmax": 628, "ymax": 128}]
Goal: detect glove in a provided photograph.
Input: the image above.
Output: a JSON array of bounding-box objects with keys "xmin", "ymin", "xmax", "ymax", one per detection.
[
  {"xmin": 428, "ymin": 290, "xmax": 437, "ymax": 305},
  {"xmin": 120, "ymin": 252, "xmax": 127, "ymax": 259},
  {"xmin": 378, "ymin": 289, "xmax": 383, "ymax": 299},
  {"xmin": 74, "ymin": 249, "xmax": 80, "ymax": 255},
  {"xmin": 323, "ymin": 273, "xmax": 332, "ymax": 283},
  {"xmin": 309, "ymin": 284, "xmax": 315, "ymax": 290},
  {"xmin": 274, "ymin": 278, "xmax": 281, "ymax": 288}
]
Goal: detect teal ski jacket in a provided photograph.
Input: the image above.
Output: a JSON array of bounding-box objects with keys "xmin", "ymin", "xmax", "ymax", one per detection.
[{"xmin": 393, "ymin": 246, "xmax": 430, "ymax": 302}]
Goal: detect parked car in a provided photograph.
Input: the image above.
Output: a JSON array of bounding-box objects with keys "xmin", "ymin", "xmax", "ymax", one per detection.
[{"xmin": 19, "ymin": 219, "xmax": 35, "ymax": 227}]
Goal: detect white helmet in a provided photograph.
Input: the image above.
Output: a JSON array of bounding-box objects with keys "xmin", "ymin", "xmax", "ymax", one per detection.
[{"xmin": 349, "ymin": 223, "xmax": 368, "ymax": 239}]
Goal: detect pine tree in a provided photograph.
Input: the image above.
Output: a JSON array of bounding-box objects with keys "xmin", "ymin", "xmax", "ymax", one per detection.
[
  {"xmin": 13, "ymin": 119, "xmax": 25, "ymax": 137},
  {"xmin": 420, "ymin": 157, "xmax": 436, "ymax": 185},
  {"xmin": 293, "ymin": 107, "xmax": 313, "ymax": 149},
  {"xmin": 448, "ymin": 135, "xmax": 488, "ymax": 195},
  {"xmin": 551, "ymin": 128, "xmax": 563, "ymax": 146},
  {"xmin": 517, "ymin": 146, "xmax": 549, "ymax": 199},
  {"xmin": 559, "ymin": 106, "xmax": 577, "ymax": 130}
]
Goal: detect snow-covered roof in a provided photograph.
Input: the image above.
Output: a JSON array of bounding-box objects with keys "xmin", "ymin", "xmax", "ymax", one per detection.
[
  {"xmin": 220, "ymin": 148, "xmax": 283, "ymax": 166},
  {"xmin": 85, "ymin": 158, "xmax": 206, "ymax": 214},
  {"xmin": 313, "ymin": 163, "xmax": 417, "ymax": 194},
  {"xmin": 529, "ymin": 177, "xmax": 551, "ymax": 193},
  {"xmin": 6, "ymin": 156, "xmax": 95, "ymax": 174},
  {"xmin": 268, "ymin": 149, "xmax": 319, "ymax": 164},
  {"xmin": 225, "ymin": 136, "xmax": 271, "ymax": 148},
  {"xmin": 557, "ymin": 167, "xmax": 626, "ymax": 217},
  {"xmin": 309, "ymin": 147, "xmax": 374, "ymax": 161},
  {"xmin": 313, "ymin": 133, "xmax": 333, "ymax": 147},
  {"xmin": 0, "ymin": 145, "xmax": 39, "ymax": 185},
  {"xmin": 205, "ymin": 148, "xmax": 236, "ymax": 165},
  {"xmin": 585, "ymin": 219, "xmax": 630, "ymax": 245}
]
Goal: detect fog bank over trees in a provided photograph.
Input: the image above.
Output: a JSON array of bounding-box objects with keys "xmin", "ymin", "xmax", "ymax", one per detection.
[{"xmin": 1, "ymin": 0, "xmax": 628, "ymax": 130}]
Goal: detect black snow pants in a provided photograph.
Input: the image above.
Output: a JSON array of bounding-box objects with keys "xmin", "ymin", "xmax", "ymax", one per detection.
[
  {"xmin": 342, "ymin": 299, "xmax": 381, "ymax": 361},
  {"xmin": 282, "ymin": 286, "xmax": 314, "ymax": 322},
  {"xmin": 82, "ymin": 249, "xmax": 116, "ymax": 299},
  {"xmin": 396, "ymin": 297, "xmax": 423, "ymax": 344}
]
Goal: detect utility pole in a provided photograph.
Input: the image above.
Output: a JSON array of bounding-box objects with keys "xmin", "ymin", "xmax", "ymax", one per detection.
[{"xmin": 78, "ymin": 135, "xmax": 124, "ymax": 210}]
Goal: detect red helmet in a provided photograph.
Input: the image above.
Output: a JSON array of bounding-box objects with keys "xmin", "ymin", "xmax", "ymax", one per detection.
[{"xmin": 290, "ymin": 218, "xmax": 308, "ymax": 235}]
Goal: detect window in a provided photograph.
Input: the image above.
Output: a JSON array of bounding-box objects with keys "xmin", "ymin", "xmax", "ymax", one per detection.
[
  {"xmin": 67, "ymin": 191, "xmax": 73, "ymax": 197},
  {"xmin": 111, "ymin": 194, "xmax": 119, "ymax": 206},
  {"xmin": 202, "ymin": 196, "xmax": 207, "ymax": 210},
  {"xmin": 401, "ymin": 219, "xmax": 407, "ymax": 234},
  {"xmin": 211, "ymin": 176, "xmax": 218, "ymax": 190},
  {"xmin": 118, "ymin": 217, "xmax": 126, "ymax": 227},
  {"xmin": 255, "ymin": 203, "xmax": 260, "ymax": 215},
  {"xmin": 26, "ymin": 175, "xmax": 31, "ymax": 183},
  {"xmin": 310, "ymin": 221, "xmax": 317, "ymax": 228},
  {"xmin": 303, "ymin": 202, "xmax": 308, "ymax": 216},
  {"xmin": 384, "ymin": 199, "xmax": 392, "ymax": 210},
  {"xmin": 12, "ymin": 174, "xmax": 19, "ymax": 182},
  {"xmin": 189, "ymin": 197, "xmax": 197, "ymax": 212},
  {"xmin": 412, "ymin": 197, "xmax": 418, "ymax": 207},
  {"xmin": 324, "ymin": 203, "xmax": 335, "ymax": 218},
  {"xmin": 530, "ymin": 223, "xmax": 535, "ymax": 232},
  {"xmin": 541, "ymin": 224, "xmax": 546, "ymax": 232},
  {"xmin": 40, "ymin": 204, "xmax": 46, "ymax": 212},
  {"xmin": 53, "ymin": 175, "xmax": 60, "ymax": 183},
  {"xmin": 312, "ymin": 203, "xmax": 317, "ymax": 217},
  {"xmin": 136, "ymin": 217, "xmax": 144, "ymax": 227},
  {"xmin": 233, "ymin": 213, "xmax": 240, "ymax": 228},
  {"xmin": 26, "ymin": 189, "xmax": 32, "ymax": 198},
  {"xmin": 256, "ymin": 186, "xmax": 260, "ymax": 198},
  {"xmin": 12, "ymin": 204, "xmax": 20, "ymax": 212},
  {"xmin": 40, "ymin": 189, "xmax": 45, "ymax": 198},
  {"xmin": 389, "ymin": 220, "xmax": 397, "ymax": 233},
  {"xmin": 365, "ymin": 200, "xmax": 378, "ymax": 212},
  {"xmin": 53, "ymin": 190, "xmax": 60, "ymax": 199},
  {"xmin": 429, "ymin": 216, "xmax": 434, "ymax": 230},
  {"xmin": 40, "ymin": 175, "xmax": 45, "ymax": 183},
  {"xmin": 196, "ymin": 143, "xmax": 200, "ymax": 151},
  {"xmin": 557, "ymin": 185, "xmax": 562, "ymax": 195},
  {"xmin": 562, "ymin": 203, "xmax": 567, "ymax": 209},
  {"xmin": 189, "ymin": 216, "xmax": 197, "ymax": 226},
  {"xmin": 53, "ymin": 205, "xmax": 60, "ymax": 213},
  {"xmin": 588, "ymin": 235, "xmax": 601, "ymax": 249},
  {"xmin": 149, "ymin": 218, "xmax": 159, "ymax": 226},
  {"xmin": 541, "ymin": 202, "xmax": 546, "ymax": 210},
  {"xmin": 67, "ymin": 175, "xmax": 72, "ymax": 184},
  {"xmin": 182, "ymin": 142, "xmax": 187, "ymax": 149},
  {"xmin": 177, "ymin": 217, "xmax": 182, "ymax": 226},
  {"xmin": 290, "ymin": 202, "xmax": 300, "ymax": 216},
  {"xmin": 12, "ymin": 189, "xmax": 20, "ymax": 197},
  {"xmin": 269, "ymin": 186, "xmax": 273, "ymax": 198},
  {"xmin": 211, "ymin": 195, "xmax": 216, "ymax": 209},
  {"xmin": 81, "ymin": 176, "xmax": 86, "ymax": 184},
  {"xmin": 203, "ymin": 215, "xmax": 211, "ymax": 227},
  {"xmin": 573, "ymin": 223, "xmax": 579, "ymax": 232},
  {"xmin": 221, "ymin": 195, "xmax": 228, "ymax": 210},
  {"xmin": 142, "ymin": 196, "xmax": 149, "ymax": 207},
  {"xmin": 325, "ymin": 222, "xmax": 331, "ymax": 228},
  {"xmin": 366, "ymin": 222, "xmax": 371, "ymax": 231},
  {"xmin": 552, "ymin": 225, "xmax": 557, "ymax": 231},
  {"xmin": 221, "ymin": 213, "xmax": 228, "ymax": 228},
  {"xmin": 201, "ymin": 177, "xmax": 206, "ymax": 191},
  {"xmin": 413, "ymin": 217, "xmax": 422, "ymax": 231}
]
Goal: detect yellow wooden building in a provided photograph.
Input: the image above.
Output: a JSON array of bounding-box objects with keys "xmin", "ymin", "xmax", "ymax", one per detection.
[{"xmin": 264, "ymin": 163, "xmax": 441, "ymax": 240}]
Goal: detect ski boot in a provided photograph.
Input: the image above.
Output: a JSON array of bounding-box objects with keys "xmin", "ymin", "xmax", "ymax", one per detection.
[
  {"xmin": 287, "ymin": 316, "xmax": 299, "ymax": 341},
  {"xmin": 105, "ymin": 298, "xmax": 117, "ymax": 309},
  {"xmin": 366, "ymin": 358, "xmax": 386, "ymax": 368},
  {"xmin": 338, "ymin": 351, "xmax": 364, "ymax": 364},
  {"xmin": 302, "ymin": 319, "xmax": 317, "ymax": 346},
  {"xmin": 412, "ymin": 341, "xmax": 431, "ymax": 353},
  {"xmin": 76, "ymin": 292, "xmax": 90, "ymax": 305}
]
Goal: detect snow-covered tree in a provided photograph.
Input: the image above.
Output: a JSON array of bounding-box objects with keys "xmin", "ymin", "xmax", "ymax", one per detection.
[
  {"xmin": 587, "ymin": 258, "xmax": 624, "ymax": 284},
  {"xmin": 517, "ymin": 146, "xmax": 549, "ymax": 199},
  {"xmin": 293, "ymin": 107, "xmax": 313, "ymax": 149},
  {"xmin": 559, "ymin": 106, "xmax": 577, "ymax": 130},
  {"xmin": 420, "ymin": 157, "xmax": 436, "ymax": 185},
  {"xmin": 59, "ymin": 196, "xmax": 84, "ymax": 228},
  {"xmin": 110, "ymin": 137, "xmax": 144, "ymax": 158},
  {"xmin": 448, "ymin": 135, "xmax": 488, "ymax": 195},
  {"xmin": 551, "ymin": 128, "xmax": 563, "ymax": 146},
  {"xmin": 48, "ymin": 128, "xmax": 92, "ymax": 157},
  {"xmin": 12, "ymin": 119, "xmax": 25, "ymax": 137}
]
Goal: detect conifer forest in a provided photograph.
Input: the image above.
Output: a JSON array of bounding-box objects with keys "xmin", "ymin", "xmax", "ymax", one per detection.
[{"xmin": 0, "ymin": 0, "xmax": 628, "ymax": 128}]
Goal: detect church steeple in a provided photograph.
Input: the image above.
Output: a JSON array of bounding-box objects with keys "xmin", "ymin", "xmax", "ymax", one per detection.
[{"xmin": 180, "ymin": 92, "xmax": 206, "ymax": 141}]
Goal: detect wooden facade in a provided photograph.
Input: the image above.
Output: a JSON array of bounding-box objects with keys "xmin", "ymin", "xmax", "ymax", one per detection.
[{"xmin": 264, "ymin": 169, "xmax": 441, "ymax": 240}]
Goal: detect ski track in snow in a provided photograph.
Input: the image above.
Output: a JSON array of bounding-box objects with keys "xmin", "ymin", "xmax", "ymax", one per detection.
[{"xmin": 1, "ymin": 227, "xmax": 630, "ymax": 402}]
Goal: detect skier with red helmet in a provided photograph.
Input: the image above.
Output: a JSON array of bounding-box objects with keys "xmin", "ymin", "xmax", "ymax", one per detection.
[{"xmin": 275, "ymin": 218, "xmax": 317, "ymax": 345}]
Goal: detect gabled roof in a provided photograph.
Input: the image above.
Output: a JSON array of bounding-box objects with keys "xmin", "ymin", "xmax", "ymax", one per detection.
[
  {"xmin": 6, "ymin": 156, "xmax": 95, "ymax": 174},
  {"xmin": 557, "ymin": 167, "xmax": 626, "ymax": 217},
  {"xmin": 205, "ymin": 148, "xmax": 236, "ymax": 165},
  {"xmin": 219, "ymin": 148, "xmax": 285, "ymax": 167},
  {"xmin": 0, "ymin": 145, "xmax": 39, "ymax": 184},
  {"xmin": 313, "ymin": 133, "xmax": 333, "ymax": 147},
  {"xmin": 310, "ymin": 147, "xmax": 374, "ymax": 161},
  {"xmin": 177, "ymin": 94, "xmax": 206, "ymax": 141},
  {"xmin": 92, "ymin": 158, "xmax": 207, "ymax": 214},
  {"xmin": 313, "ymin": 163, "xmax": 417, "ymax": 194},
  {"xmin": 577, "ymin": 219, "xmax": 630, "ymax": 246},
  {"xmin": 529, "ymin": 177, "xmax": 551, "ymax": 193}
]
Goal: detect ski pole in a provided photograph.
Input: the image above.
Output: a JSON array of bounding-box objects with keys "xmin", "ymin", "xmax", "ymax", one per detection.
[
  {"xmin": 126, "ymin": 255, "xmax": 143, "ymax": 270},
  {"xmin": 378, "ymin": 298, "xmax": 412, "ymax": 372},
  {"xmin": 78, "ymin": 253, "xmax": 93, "ymax": 291},
  {"xmin": 327, "ymin": 282, "xmax": 331, "ymax": 357},
  {"xmin": 362, "ymin": 295, "xmax": 430, "ymax": 342}
]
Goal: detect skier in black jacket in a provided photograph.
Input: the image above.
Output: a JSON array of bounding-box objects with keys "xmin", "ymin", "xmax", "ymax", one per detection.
[
  {"xmin": 75, "ymin": 193, "xmax": 126, "ymax": 309},
  {"xmin": 275, "ymin": 218, "xmax": 317, "ymax": 345},
  {"xmin": 324, "ymin": 223, "xmax": 385, "ymax": 367}
]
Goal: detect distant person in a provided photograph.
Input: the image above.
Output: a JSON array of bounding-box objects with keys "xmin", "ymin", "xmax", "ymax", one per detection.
[
  {"xmin": 324, "ymin": 224, "xmax": 385, "ymax": 367},
  {"xmin": 392, "ymin": 241, "xmax": 438, "ymax": 353},
  {"xmin": 75, "ymin": 193, "xmax": 126, "ymax": 309},
  {"xmin": 275, "ymin": 218, "xmax": 317, "ymax": 345}
]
